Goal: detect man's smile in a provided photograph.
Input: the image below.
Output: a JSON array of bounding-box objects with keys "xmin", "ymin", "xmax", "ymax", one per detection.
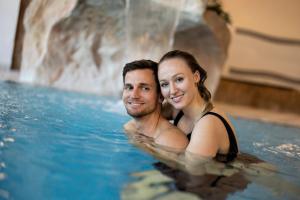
[{"xmin": 127, "ymin": 100, "xmax": 145, "ymax": 107}]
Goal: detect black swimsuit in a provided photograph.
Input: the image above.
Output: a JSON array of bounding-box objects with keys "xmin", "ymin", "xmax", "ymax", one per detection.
[{"xmin": 174, "ymin": 111, "xmax": 238, "ymax": 162}]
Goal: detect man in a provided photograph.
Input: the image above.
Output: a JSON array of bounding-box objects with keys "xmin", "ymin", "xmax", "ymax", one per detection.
[{"xmin": 122, "ymin": 59, "xmax": 188, "ymax": 150}]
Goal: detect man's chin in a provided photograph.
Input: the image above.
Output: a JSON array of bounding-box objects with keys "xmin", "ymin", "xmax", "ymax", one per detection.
[
  {"xmin": 126, "ymin": 109, "xmax": 149, "ymax": 118},
  {"xmin": 127, "ymin": 112, "xmax": 146, "ymax": 118}
]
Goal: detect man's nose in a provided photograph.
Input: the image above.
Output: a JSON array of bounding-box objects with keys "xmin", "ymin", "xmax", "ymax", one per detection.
[{"xmin": 131, "ymin": 87, "xmax": 140, "ymax": 98}]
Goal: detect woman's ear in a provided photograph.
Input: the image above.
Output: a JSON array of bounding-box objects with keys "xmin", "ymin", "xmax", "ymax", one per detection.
[{"xmin": 194, "ymin": 71, "xmax": 200, "ymax": 83}]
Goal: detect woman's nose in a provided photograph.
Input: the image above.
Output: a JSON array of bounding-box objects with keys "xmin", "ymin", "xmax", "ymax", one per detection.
[{"xmin": 169, "ymin": 82, "xmax": 177, "ymax": 95}]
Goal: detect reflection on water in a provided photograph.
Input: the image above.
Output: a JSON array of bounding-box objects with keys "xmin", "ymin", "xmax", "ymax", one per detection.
[
  {"xmin": 124, "ymin": 132, "xmax": 300, "ymax": 200},
  {"xmin": 0, "ymin": 81, "xmax": 156, "ymax": 199}
]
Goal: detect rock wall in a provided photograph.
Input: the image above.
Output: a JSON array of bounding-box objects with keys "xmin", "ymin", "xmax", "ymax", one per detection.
[
  {"xmin": 20, "ymin": 0, "xmax": 127, "ymax": 95},
  {"xmin": 19, "ymin": 0, "xmax": 230, "ymax": 96}
]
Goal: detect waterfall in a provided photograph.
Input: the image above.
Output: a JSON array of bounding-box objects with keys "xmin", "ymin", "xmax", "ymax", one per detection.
[
  {"xmin": 20, "ymin": 0, "xmax": 187, "ymax": 96},
  {"xmin": 19, "ymin": 0, "xmax": 227, "ymax": 97},
  {"xmin": 125, "ymin": 0, "xmax": 185, "ymax": 62}
]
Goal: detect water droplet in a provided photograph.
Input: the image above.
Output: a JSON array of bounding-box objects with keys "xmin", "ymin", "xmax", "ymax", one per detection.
[
  {"xmin": 3, "ymin": 137, "xmax": 14, "ymax": 143},
  {"xmin": 0, "ymin": 189, "xmax": 9, "ymax": 199},
  {"xmin": 0, "ymin": 162, "xmax": 5, "ymax": 168},
  {"xmin": 0, "ymin": 173, "xmax": 6, "ymax": 181}
]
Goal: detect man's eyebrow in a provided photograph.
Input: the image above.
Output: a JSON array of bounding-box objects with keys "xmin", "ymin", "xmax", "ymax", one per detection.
[
  {"xmin": 139, "ymin": 83, "xmax": 153, "ymax": 87},
  {"xmin": 139, "ymin": 83, "xmax": 150, "ymax": 86}
]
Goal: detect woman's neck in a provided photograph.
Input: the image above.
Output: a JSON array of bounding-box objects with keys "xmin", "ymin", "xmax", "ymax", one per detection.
[{"xmin": 182, "ymin": 92, "xmax": 207, "ymax": 122}]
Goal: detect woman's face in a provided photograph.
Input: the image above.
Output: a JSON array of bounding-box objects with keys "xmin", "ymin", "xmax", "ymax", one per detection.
[{"xmin": 158, "ymin": 58, "xmax": 200, "ymax": 110}]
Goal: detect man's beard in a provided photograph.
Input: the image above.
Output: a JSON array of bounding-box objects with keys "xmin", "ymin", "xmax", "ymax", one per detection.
[{"xmin": 126, "ymin": 104, "xmax": 157, "ymax": 119}]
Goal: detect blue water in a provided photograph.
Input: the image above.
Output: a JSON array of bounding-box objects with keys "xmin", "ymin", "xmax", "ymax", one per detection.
[{"xmin": 0, "ymin": 81, "xmax": 299, "ymax": 200}]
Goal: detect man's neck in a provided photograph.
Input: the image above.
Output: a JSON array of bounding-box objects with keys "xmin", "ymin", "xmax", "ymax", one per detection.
[{"xmin": 133, "ymin": 109, "xmax": 161, "ymax": 138}]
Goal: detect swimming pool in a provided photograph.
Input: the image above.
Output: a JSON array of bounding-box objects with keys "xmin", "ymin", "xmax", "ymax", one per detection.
[{"xmin": 0, "ymin": 80, "xmax": 299, "ymax": 199}]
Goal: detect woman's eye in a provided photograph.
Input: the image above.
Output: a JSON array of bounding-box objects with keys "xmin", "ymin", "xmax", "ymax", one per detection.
[
  {"xmin": 160, "ymin": 83, "xmax": 168, "ymax": 88},
  {"xmin": 175, "ymin": 77, "xmax": 184, "ymax": 83}
]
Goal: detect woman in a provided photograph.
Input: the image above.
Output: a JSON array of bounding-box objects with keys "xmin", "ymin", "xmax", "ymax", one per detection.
[{"xmin": 158, "ymin": 50, "xmax": 238, "ymax": 162}]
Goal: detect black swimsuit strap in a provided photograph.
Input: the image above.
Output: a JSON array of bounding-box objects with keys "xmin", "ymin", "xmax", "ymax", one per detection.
[
  {"xmin": 173, "ymin": 110, "xmax": 238, "ymax": 162},
  {"xmin": 173, "ymin": 110, "xmax": 184, "ymax": 126},
  {"xmin": 203, "ymin": 112, "xmax": 239, "ymax": 157}
]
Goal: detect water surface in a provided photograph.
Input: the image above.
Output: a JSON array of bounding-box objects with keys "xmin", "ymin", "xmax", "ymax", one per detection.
[{"xmin": 0, "ymin": 81, "xmax": 299, "ymax": 199}]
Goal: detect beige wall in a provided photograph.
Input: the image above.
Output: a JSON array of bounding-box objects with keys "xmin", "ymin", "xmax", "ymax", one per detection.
[
  {"xmin": 222, "ymin": 0, "xmax": 300, "ymax": 90},
  {"xmin": 0, "ymin": 0, "xmax": 20, "ymax": 70},
  {"xmin": 222, "ymin": 0, "xmax": 300, "ymax": 40}
]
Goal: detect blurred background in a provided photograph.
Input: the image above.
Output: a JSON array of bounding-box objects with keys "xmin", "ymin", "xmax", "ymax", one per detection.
[{"xmin": 0, "ymin": 0, "xmax": 299, "ymax": 126}]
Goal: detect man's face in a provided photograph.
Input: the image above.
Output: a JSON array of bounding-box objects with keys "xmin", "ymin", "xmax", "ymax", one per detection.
[{"xmin": 122, "ymin": 69, "xmax": 159, "ymax": 118}]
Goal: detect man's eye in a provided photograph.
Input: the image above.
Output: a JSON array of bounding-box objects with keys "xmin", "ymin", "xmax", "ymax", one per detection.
[
  {"xmin": 160, "ymin": 83, "xmax": 168, "ymax": 88},
  {"xmin": 142, "ymin": 86, "xmax": 150, "ymax": 91}
]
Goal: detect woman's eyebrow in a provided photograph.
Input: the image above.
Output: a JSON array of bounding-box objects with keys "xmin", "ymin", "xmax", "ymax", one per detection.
[
  {"xmin": 160, "ymin": 73, "xmax": 184, "ymax": 81},
  {"xmin": 173, "ymin": 73, "xmax": 184, "ymax": 77}
]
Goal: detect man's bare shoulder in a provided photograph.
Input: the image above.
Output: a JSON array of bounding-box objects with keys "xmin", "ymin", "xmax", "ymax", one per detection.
[
  {"xmin": 156, "ymin": 118, "xmax": 188, "ymax": 150},
  {"xmin": 162, "ymin": 123, "xmax": 188, "ymax": 141},
  {"xmin": 124, "ymin": 120, "xmax": 136, "ymax": 134}
]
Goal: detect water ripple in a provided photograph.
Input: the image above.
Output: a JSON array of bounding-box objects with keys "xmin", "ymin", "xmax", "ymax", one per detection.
[{"xmin": 254, "ymin": 142, "xmax": 300, "ymax": 159}]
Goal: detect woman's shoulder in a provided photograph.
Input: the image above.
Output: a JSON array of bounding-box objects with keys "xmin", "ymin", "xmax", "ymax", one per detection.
[
  {"xmin": 192, "ymin": 107, "xmax": 234, "ymax": 137},
  {"xmin": 187, "ymin": 108, "xmax": 232, "ymax": 156},
  {"xmin": 203, "ymin": 107, "xmax": 236, "ymax": 132},
  {"xmin": 199, "ymin": 106, "xmax": 232, "ymax": 124},
  {"xmin": 194, "ymin": 106, "xmax": 238, "ymax": 153}
]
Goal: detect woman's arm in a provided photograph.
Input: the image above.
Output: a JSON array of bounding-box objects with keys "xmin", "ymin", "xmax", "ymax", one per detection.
[{"xmin": 186, "ymin": 116, "xmax": 220, "ymax": 157}]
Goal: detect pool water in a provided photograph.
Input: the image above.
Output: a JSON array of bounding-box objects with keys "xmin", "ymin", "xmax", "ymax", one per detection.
[{"xmin": 0, "ymin": 81, "xmax": 299, "ymax": 200}]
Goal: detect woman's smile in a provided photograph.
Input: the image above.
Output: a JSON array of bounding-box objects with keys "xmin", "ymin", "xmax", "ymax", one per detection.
[
  {"xmin": 158, "ymin": 58, "xmax": 199, "ymax": 109},
  {"xmin": 170, "ymin": 94, "xmax": 184, "ymax": 104}
]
